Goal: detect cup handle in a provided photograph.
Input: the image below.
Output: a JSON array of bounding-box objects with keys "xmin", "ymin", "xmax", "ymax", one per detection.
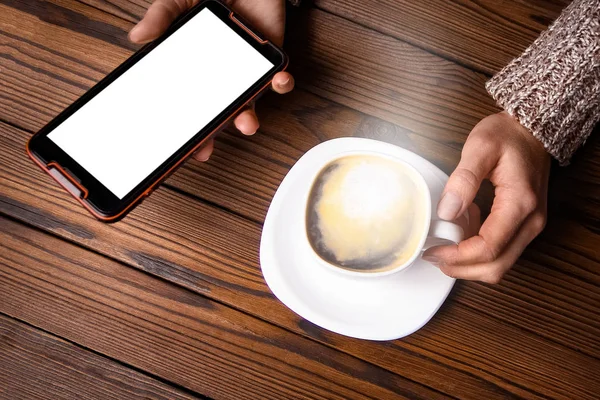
[{"xmin": 422, "ymin": 220, "xmax": 464, "ymax": 250}]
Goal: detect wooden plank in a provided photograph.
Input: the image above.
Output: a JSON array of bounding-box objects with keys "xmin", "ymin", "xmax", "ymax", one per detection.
[
  {"xmin": 1, "ymin": 0, "xmax": 600, "ymax": 386},
  {"xmin": 0, "ymin": 0, "xmax": 598, "ymax": 320},
  {"xmin": 175, "ymin": 90, "xmax": 471, "ymax": 223},
  {"xmin": 0, "ymin": 314, "xmax": 203, "ymax": 400},
  {"xmin": 0, "ymin": 0, "xmax": 480, "ymax": 217},
  {"xmin": 63, "ymin": 0, "xmax": 572, "ymax": 76},
  {"xmin": 2, "ymin": 121, "xmax": 600, "ymax": 400},
  {"xmin": 0, "ymin": 0, "xmax": 134, "ymax": 130},
  {"xmin": 0, "ymin": 0, "xmax": 499, "ymax": 145},
  {"xmin": 0, "ymin": 0, "xmax": 568, "ymax": 142},
  {"xmin": 77, "ymin": 0, "xmax": 149, "ymax": 23},
  {"xmin": 0, "ymin": 120, "xmax": 503, "ymax": 399},
  {"xmin": 285, "ymin": 7, "xmax": 500, "ymax": 143},
  {"xmin": 39, "ymin": 0, "xmax": 598, "ymax": 274},
  {"xmin": 1, "ymin": 1, "xmax": 600, "ymax": 398},
  {"xmin": 313, "ymin": 0, "xmax": 571, "ymax": 75},
  {"xmin": 0, "ymin": 217, "xmax": 445, "ymax": 400}
]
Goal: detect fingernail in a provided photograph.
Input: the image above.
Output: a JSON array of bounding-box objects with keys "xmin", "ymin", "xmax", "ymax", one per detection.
[
  {"xmin": 198, "ymin": 155, "xmax": 210, "ymax": 162},
  {"xmin": 438, "ymin": 192, "xmax": 463, "ymax": 221},
  {"xmin": 422, "ymin": 255, "xmax": 440, "ymax": 266},
  {"xmin": 278, "ymin": 77, "xmax": 290, "ymax": 87}
]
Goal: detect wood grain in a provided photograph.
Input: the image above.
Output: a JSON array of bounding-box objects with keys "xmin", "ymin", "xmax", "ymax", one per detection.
[
  {"xmin": 2, "ymin": 121, "xmax": 600, "ymax": 399},
  {"xmin": 0, "ymin": 0, "xmax": 499, "ymax": 144},
  {"xmin": 176, "ymin": 91, "xmax": 471, "ymax": 223},
  {"xmin": 77, "ymin": 0, "xmax": 150, "ymax": 23},
  {"xmin": 285, "ymin": 7, "xmax": 500, "ymax": 143},
  {"xmin": 1, "ymin": 0, "xmax": 600, "ymax": 399},
  {"xmin": 34, "ymin": 0, "xmax": 503, "ymax": 143},
  {"xmin": 30, "ymin": 0, "xmax": 571, "ymax": 76},
  {"xmin": 0, "ymin": 315, "xmax": 203, "ymax": 400},
  {"xmin": 0, "ymin": 217, "xmax": 445, "ymax": 400},
  {"xmin": 0, "ymin": 0, "xmax": 480, "ymax": 215},
  {"xmin": 313, "ymin": 0, "xmax": 571, "ymax": 75},
  {"xmin": 0, "ymin": 0, "xmax": 597, "ymax": 334},
  {"xmin": 0, "ymin": 120, "xmax": 507, "ymax": 399}
]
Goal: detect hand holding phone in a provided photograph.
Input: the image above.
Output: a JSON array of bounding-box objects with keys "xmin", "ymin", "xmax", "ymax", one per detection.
[
  {"xmin": 28, "ymin": 0, "xmax": 291, "ymax": 221},
  {"xmin": 129, "ymin": 0, "xmax": 295, "ymax": 162}
]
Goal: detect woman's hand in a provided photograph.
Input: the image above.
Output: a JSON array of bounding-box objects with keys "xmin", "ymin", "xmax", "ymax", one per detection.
[
  {"xmin": 129, "ymin": 0, "xmax": 294, "ymax": 161},
  {"xmin": 423, "ymin": 112, "xmax": 551, "ymax": 283}
]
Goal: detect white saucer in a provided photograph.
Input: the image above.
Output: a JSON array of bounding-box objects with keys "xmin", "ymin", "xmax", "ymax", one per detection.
[{"xmin": 260, "ymin": 138, "xmax": 455, "ymax": 341}]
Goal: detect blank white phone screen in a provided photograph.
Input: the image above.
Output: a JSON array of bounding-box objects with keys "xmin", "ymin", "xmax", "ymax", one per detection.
[{"xmin": 48, "ymin": 8, "xmax": 274, "ymax": 199}]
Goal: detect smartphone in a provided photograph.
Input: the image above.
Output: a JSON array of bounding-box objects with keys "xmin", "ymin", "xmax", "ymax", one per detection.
[{"xmin": 27, "ymin": 0, "xmax": 287, "ymax": 222}]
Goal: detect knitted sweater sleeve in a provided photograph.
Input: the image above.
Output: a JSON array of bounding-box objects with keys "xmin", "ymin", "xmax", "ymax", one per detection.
[{"xmin": 485, "ymin": 0, "xmax": 600, "ymax": 165}]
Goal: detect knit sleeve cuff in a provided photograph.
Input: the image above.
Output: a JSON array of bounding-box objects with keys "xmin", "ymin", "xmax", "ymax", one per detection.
[{"xmin": 485, "ymin": 0, "xmax": 600, "ymax": 165}]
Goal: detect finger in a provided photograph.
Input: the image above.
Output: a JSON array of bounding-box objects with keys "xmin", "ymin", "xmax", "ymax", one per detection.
[
  {"xmin": 438, "ymin": 212, "xmax": 545, "ymax": 283},
  {"xmin": 474, "ymin": 186, "xmax": 535, "ymax": 259},
  {"xmin": 129, "ymin": 0, "xmax": 194, "ymax": 44},
  {"xmin": 227, "ymin": 0, "xmax": 285, "ymax": 46},
  {"xmin": 233, "ymin": 108, "xmax": 259, "ymax": 135},
  {"xmin": 424, "ymin": 190, "xmax": 531, "ymax": 266},
  {"xmin": 438, "ymin": 137, "xmax": 498, "ymax": 221},
  {"xmin": 272, "ymin": 72, "xmax": 295, "ymax": 94},
  {"xmin": 193, "ymin": 138, "xmax": 214, "ymax": 162},
  {"xmin": 422, "ymin": 203, "xmax": 480, "ymax": 264},
  {"xmin": 449, "ymin": 186, "xmax": 532, "ymax": 265}
]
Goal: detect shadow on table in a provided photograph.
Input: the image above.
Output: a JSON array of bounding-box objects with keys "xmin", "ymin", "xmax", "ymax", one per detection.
[
  {"xmin": 285, "ymin": 0, "xmax": 320, "ymax": 88},
  {"xmin": 549, "ymin": 124, "xmax": 600, "ymax": 230}
]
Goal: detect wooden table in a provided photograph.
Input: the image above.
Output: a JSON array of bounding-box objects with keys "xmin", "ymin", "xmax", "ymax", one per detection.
[{"xmin": 1, "ymin": 0, "xmax": 599, "ymax": 398}]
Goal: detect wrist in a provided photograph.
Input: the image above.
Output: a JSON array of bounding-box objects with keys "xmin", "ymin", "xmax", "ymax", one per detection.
[{"xmin": 500, "ymin": 111, "xmax": 550, "ymax": 161}]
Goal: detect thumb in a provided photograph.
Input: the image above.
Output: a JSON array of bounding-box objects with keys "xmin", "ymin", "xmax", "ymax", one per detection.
[
  {"xmin": 129, "ymin": 0, "xmax": 197, "ymax": 44},
  {"xmin": 439, "ymin": 142, "xmax": 496, "ymax": 221}
]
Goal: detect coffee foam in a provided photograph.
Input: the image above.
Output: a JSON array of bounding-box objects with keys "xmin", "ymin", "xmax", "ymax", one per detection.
[{"xmin": 306, "ymin": 155, "xmax": 428, "ymax": 272}]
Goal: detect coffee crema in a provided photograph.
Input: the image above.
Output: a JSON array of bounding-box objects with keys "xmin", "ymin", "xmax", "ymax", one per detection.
[{"xmin": 306, "ymin": 155, "xmax": 428, "ymax": 272}]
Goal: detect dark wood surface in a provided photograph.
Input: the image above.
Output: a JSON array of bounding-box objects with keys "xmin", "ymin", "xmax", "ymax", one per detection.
[
  {"xmin": 1, "ymin": 0, "xmax": 599, "ymax": 399},
  {"xmin": 1, "ymin": 216, "xmax": 435, "ymax": 400},
  {"xmin": 0, "ymin": 315, "xmax": 202, "ymax": 400}
]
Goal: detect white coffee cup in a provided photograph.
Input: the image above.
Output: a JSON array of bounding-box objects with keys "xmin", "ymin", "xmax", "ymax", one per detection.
[{"xmin": 304, "ymin": 151, "xmax": 463, "ymax": 277}]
